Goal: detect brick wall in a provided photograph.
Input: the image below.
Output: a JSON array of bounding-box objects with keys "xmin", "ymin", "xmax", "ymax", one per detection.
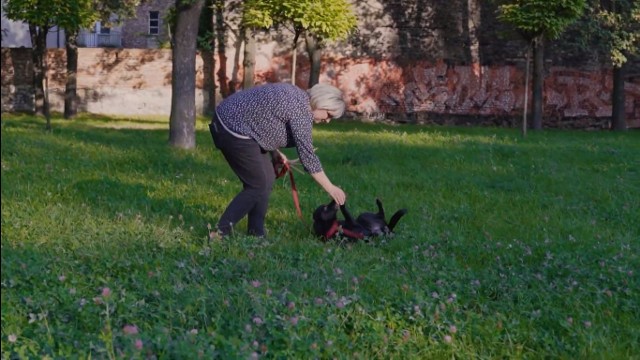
[{"xmin": 2, "ymin": 47, "xmax": 638, "ymax": 128}]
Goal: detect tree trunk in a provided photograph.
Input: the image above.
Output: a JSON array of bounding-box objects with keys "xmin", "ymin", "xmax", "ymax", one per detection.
[
  {"xmin": 522, "ymin": 43, "xmax": 531, "ymax": 137},
  {"xmin": 242, "ymin": 27, "xmax": 256, "ymax": 89},
  {"xmin": 65, "ymin": 30, "xmax": 79, "ymax": 119},
  {"xmin": 467, "ymin": 0, "xmax": 482, "ymax": 78},
  {"xmin": 305, "ymin": 33, "xmax": 322, "ymax": 88},
  {"xmin": 200, "ymin": 0, "xmax": 216, "ymax": 116},
  {"xmin": 29, "ymin": 24, "xmax": 51, "ymax": 130},
  {"xmin": 531, "ymin": 36, "xmax": 544, "ymax": 130},
  {"xmin": 169, "ymin": 0, "xmax": 205, "ymax": 149},
  {"xmin": 201, "ymin": 50, "xmax": 216, "ymax": 116},
  {"xmin": 229, "ymin": 28, "xmax": 242, "ymax": 96},
  {"xmin": 215, "ymin": 2, "xmax": 230, "ymax": 98},
  {"xmin": 291, "ymin": 30, "xmax": 301, "ymax": 85},
  {"xmin": 610, "ymin": 64, "xmax": 627, "ymax": 131}
]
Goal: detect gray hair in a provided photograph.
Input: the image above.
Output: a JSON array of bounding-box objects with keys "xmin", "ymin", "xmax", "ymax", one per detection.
[{"xmin": 307, "ymin": 84, "xmax": 346, "ymax": 118}]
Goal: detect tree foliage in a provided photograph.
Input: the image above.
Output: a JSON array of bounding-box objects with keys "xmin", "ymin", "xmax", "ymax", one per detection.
[
  {"xmin": 496, "ymin": 0, "xmax": 586, "ymax": 133},
  {"xmin": 2, "ymin": 0, "xmax": 139, "ymax": 34},
  {"xmin": 243, "ymin": 0, "xmax": 357, "ymax": 41},
  {"xmin": 93, "ymin": 0, "xmax": 143, "ymax": 23},
  {"xmin": 242, "ymin": 0, "xmax": 356, "ymax": 85},
  {"xmin": 592, "ymin": 0, "xmax": 640, "ymax": 66},
  {"xmin": 497, "ymin": 0, "xmax": 587, "ymax": 40},
  {"xmin": 3, "ymin": 0, "xmax": 143, "ymax": 33},
  {"xmin": 3, "ymin": 0, "xmax": 58, "ymax": 29},
  {"xmin": 56, "ymin": 0, "xmax": 99, "ymax": 31}
]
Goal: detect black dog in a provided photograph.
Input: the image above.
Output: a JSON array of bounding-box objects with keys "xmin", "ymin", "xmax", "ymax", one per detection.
[{"xmin": 313, "ymin": 199, "xmax": 407, "ymax": 241}]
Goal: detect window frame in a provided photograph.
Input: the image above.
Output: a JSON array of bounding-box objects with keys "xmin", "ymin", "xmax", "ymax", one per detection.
[{"xmin": 148, "ymin": 11, "xmax": 160, "ymax": 35}]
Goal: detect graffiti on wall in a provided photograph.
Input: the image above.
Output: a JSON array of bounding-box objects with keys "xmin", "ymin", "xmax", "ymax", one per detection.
[
  {"xmin": 3, "ymin": 48, "xmax": 639, "ymax": 125},
  {"xmin": 319, "ymin": 58, "xmax": 639, "ymax": 122}
]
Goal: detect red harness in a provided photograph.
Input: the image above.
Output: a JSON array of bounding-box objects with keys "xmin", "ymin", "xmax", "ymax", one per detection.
[{"xmin": 325, "ymin": 220, "xmax": 365, "ymax": 240}]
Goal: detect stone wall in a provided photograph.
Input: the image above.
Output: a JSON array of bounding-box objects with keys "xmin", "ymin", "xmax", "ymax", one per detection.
[
  {"xmin": 2, "ymin": 48, "xmax": 173, "ymax": 115},
  {"xmin": 1, "ymin": 48, "xmax": 34, "ymax": 112},
  {"xmin": 2, "ymin": 47, "xmax": 639, "ymax": 128}
]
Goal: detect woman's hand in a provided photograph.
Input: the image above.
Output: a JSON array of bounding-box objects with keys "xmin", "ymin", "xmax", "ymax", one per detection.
[
  {"xmin": 327, "ymin": 185, "xmax": 346, "ymax": 205},
  {"xmin": 310, "ymin": 171, "xmax": 346, "ymax": 205}
]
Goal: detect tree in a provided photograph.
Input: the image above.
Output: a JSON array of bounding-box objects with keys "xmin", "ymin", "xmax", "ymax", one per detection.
[
  {"xmin": 56, "ymin": 0, "xmax": 99, "ymax": 119},
  {"xmin": 169, "ymin": 0, "xmax": 205, "ymax": 149},
  {"xmin": 242, "ymin": 25, "xmax": 257, "ymax": 89},
  {"xmin": 3, "ymin": 0, "xmax": 62, "ymax": 130},
  {"xmin": 594, "ymin": 0, "xmax": 640, "ymax": 130},
  {"xmin": 301, "ymin": 0, "xmax": 357, "ymax": 87},
  {"xmin": 243, "ymin": 0, "xmax": 356, "ymax": 86},
  {"xmin": 60, "ymin": 0, "xmax": 142, "ymax": 119},
  {"xmin": 555, "ymin": 0, "xmax": 638, "ymax": 130},
  {"xmin": 212, "ymin": 0, "xmax": 240, "ymax": 98},
  {"xmin": 4, "ymin": 0, "xmax": 143, "ymax": 125},
  {"xmin": 497, "ymin": 0, "xmax": 586, "ymax": 133},
  {"xmin": 198, "ymin": 0, "xmax": 217, "ymax": 115}
]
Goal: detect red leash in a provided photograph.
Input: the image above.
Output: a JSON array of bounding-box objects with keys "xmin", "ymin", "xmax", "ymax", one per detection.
[{"xmin": 274, "ymin": 160, "xmax": 304, "ymax": 220}]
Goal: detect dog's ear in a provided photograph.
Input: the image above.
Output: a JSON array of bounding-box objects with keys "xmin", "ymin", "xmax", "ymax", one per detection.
[{"xmin": 328, "ymin": 199, "xmax": 337, "ymax": 208}]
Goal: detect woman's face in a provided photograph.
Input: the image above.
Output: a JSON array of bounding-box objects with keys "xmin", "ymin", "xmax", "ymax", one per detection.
[{"xmin": 313, "ymin": 109, "xmax": 334, "ymax": 124}]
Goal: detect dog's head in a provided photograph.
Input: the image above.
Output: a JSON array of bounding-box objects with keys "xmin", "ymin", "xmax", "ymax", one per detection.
[
  {"xmin": 312, "ymin": 200, "xmax": 338, "ymax": 223},
  {"xmin": 312, "ymin": 200, "xmax": 340, "ymax": 240}
]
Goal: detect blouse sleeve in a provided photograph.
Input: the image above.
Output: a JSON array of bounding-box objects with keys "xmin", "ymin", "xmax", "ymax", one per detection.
[{"xmin": 290, "ymin": 117, "xmax": 323, "ymax": 174}]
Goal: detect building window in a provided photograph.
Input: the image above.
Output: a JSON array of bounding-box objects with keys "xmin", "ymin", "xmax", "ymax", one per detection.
[
  {"xmin": 149, "ymin": 11, "xmax": 160, "ymax": 35},
  {"xmin": 94, "ymin": 21, "xmax": 110, "ymax": 34}
]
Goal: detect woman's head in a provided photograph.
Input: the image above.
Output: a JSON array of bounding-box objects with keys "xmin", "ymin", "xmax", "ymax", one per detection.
[{"xmin": 308, "ymin": 84, "xmax": 346, "ymax": 123}]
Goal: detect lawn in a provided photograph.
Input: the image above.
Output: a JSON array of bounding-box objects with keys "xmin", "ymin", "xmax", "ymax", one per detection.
[{"xmin": 1, "ymin": 113, "xmax": 638, "ymax": 359}]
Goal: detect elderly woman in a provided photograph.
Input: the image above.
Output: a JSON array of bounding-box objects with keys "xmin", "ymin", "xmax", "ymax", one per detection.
[{"xmin": 209, "ymin": 83, "xmax": 347, "ymax": 238}]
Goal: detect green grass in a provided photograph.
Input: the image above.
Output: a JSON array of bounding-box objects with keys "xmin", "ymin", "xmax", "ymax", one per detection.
[{"xmin": 1, "ymin": 113, "xmax": 639, "ymax": 359}]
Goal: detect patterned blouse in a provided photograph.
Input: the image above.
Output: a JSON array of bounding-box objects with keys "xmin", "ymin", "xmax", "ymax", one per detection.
[{"xmin": 216, "ymin": 83, "xmax": 323, "ymax": 174}]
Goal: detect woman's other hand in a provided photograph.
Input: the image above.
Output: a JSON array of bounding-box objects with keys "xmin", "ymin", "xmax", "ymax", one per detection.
[{"xmin": 271, "ymin": 149, "xmax": 288, "ymax": 165}]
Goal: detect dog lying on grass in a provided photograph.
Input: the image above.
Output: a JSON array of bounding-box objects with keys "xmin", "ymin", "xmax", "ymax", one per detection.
[{"xmin": 313, "ymin": 199, "xmax": 407, "ymax": 241}]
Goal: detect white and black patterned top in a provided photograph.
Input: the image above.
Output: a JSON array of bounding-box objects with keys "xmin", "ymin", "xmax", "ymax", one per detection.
[{"xmin": 216, "ymin": 83, "xmax": 323, "ymax": 174}]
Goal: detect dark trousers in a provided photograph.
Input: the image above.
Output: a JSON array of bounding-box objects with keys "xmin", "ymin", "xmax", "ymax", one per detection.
[{"xmin": 209, "ymin": 115, "xmax": 275, "ymax": 236}]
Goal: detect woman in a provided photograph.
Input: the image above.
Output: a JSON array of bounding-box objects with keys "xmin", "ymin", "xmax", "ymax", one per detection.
[{"xmin": 209, "ymin": 82, "xmax": 347, "ymax": 238}]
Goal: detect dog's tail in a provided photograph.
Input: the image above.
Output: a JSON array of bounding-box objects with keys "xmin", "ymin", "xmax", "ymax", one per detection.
[{"xmin": 387, "ymin": 209, "xmax": 407, "ymax": 232}]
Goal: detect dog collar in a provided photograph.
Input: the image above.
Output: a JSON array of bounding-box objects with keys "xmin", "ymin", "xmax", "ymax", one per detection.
[{"xmin": 325, "ymin": 220, "xmax": 365, "ymax": 240}]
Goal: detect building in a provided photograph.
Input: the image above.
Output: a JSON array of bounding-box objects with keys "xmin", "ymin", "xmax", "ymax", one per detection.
[{"xmin": 1, "ymin": 0, "xmax": 172, "ymax": 49}]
